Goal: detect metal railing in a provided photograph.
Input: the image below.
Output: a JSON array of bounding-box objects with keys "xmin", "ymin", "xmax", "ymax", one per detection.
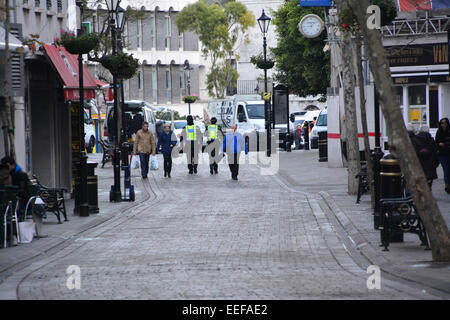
[{"xmin": 381, "ymin": 17, "xmax": 450, "ymax": 37}]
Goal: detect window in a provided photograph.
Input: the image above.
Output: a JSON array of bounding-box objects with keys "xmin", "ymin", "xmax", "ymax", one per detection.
[
  {"xmin": 152, "ymin": 69, "xmax": 157, "ymax": 103},
  {"xmin": 179, "ymin": 31, "xmax": 183, "ymax": 50},
  {"xmin": 180, "ymin": 69, "xmax": 185, "ymax": 96},
  {"xmin": 164, "ymin": 16, "xmax": 171, "ymax": 49},
  {"xmin": 35, "ymin": 0, "xmax": 40, "ymax": 7},
  {"xmin": 57, "ymin": 0, "xmax": 62, "ymax": 12},
  {"xmin": 150, "ymin": 14, "xmax": 156, "ymax": 48},
  {"xmin": 137, "ymin": 71, "xmax": 143, "ymax": 90},
  {"xmin": 166, "ymin": 69, "xmax": 171, "ymax": 102},
  {"xmin": 408, "ymin": 85, "xmax": 427, "ymax": 125},
  {"xmin": 46, "ymin": 0, "xmax": 51, "ymax": 10},
  {"xmin": 395, "ymin": 86, "xmax": 403, "ymax": 107},
  {"xmin": 137, "ymin": 18, "xmax": 142, "ymax": 49},
  {"xmin": 23, "ymin": 0, "xmax": 29, "ymax": 4}
]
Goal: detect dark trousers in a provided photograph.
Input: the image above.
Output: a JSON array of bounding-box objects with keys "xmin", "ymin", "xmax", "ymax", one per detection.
[
  {"xmin": 163, "ymin": 153, "xmax": 172, "ymax": 174},
  {"xmin": 139, "ymin": 153, "xmax": 150, "ymax": 177},
  {"xmin": 207, "ymin": 140, "xmax": 219, "ymax": 172},
  {"xmin": 186, "ymin": 141, "xmax": 199, "ymax": 172},
  {"xmin": 227, "ymin": 153, "xmax": 240, "ymax": 178}
]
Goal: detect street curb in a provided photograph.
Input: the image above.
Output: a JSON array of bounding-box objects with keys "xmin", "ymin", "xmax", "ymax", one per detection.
[
  {"xmin": 318, "ymin": 191, "xmax": 450, "ymax": 297},
  {"xmin": 0, "ymin": 172, "xmax": 159, "ymax": 299}
]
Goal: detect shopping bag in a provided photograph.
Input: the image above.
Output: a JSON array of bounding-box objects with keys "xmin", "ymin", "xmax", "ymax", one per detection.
[
  {"xmin": 131, "ymin": 155, "xmax": 140, "ymax": 169},
  {"xmin": 18, "ymin": 221, "xmax": 36, "ymax": 243},
  {"xmin": 150, "ymin": 155, "xmax": 159, "ymax": 170}
]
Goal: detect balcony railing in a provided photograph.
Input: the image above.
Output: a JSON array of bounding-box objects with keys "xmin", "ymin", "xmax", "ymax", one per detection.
[{"xmin": 381, "ymin": 17, "xmax": 450, "ymax": 37}]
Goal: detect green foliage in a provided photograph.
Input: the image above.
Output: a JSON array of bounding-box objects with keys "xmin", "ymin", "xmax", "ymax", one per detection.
[
  {"xmin": 100, "ymin": 53, "xmax": 139, "ymax": 80},
  {"xmin": 57, "ymin": 31, "xmax": 99, "ymax": 55},
  {"xmin": 371, "ymin": 0, "xmax": 397, "ymax": 26},
  {"xmin": 341, "ymin": 0, "xmax": 397, "ymax": 33},
  {"xmin": 176, "ymin": 0, "xmax": 255, "ymax": 98},
  {"xmin": 272, "ymin": 0, "xmax": 330, "ymax": 98},
  {"xmin": 155, "ymin": 110, "xmax": 187, "ymax": 121},
  {"xmin": 250, "ymin": 54, "xmax": 275, "ymax": 70}
]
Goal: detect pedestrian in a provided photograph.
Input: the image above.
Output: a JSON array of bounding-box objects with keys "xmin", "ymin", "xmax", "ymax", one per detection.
[
  {"xmin": 181, "ymin": 115, "xmax": 202, "ymax": 174},
  {"xmin": 223, "ymin": 124, "xmax": 248, "ymax": 180},
  {"xmin": 133, "ymin": 121, "xmax": 156, "ymax": 179},
  {"xmin": 1, "ymin": 156, "xmax": 31, "ymax": 205},
  {"xmin": 412, "ymin": 125, "xmax": 439, "ymax": 190},
  {"xmin": 157, "ymin": 123, "xmax": 177, "ymax": 178},
  {"xmin": 435, "ymin": 117, "xmax": 450, "ymax": 193},
  {"xmin": 294, "ymin": 123, "xmax": 302, "ymax": 150},
  {"xmin": 204, "ymin": 117, "xmax": 223, "ymax": 175}
]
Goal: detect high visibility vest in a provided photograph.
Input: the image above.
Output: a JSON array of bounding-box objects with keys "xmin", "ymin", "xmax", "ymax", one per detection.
[
  {"xmin": 208, "ymin": 125, "xmax": 217, "ymax": 140},
  {"xmin": 186, "ymin": 125, "xmax": 196, "ymax": 141}
]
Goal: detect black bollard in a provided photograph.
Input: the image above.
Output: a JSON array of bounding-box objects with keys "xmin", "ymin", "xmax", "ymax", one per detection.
[
  {"xmin": 318, "ymin": 131, "xmax": 328, "ymax": 162},
  {"xmin": 380, "ymin": 154, "xmax": 404, "ymax": 242}
]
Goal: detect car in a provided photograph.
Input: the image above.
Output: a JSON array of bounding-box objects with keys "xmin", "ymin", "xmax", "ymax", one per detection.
[
  {"xmin": 194, "ymin": 121, "xmax": 208, "ymax": 152},
  {"xmin": 172, "ymin": 120, "xmax": 187, "ymax": 143},
  {"xmin": 310, "ymin": 108, "xmax": 327, "ymax": 149},
  {"xmin": 104, "ymin": 100, "xmax": 157, "ymax": 147}
]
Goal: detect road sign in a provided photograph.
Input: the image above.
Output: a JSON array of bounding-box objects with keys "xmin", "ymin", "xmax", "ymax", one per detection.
[
  {"xmin": 263, "ymin": 92, "xmax": 271, "ymax": 101},
  {"xmin": 299, "ymin": 0, "xmax": 332, "ymax": 7}
]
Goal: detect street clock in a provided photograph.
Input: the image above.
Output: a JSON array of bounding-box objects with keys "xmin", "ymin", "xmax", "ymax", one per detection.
[{"xmin": 298, "ymin": 14, "xmax": 325, "ymax": 39}]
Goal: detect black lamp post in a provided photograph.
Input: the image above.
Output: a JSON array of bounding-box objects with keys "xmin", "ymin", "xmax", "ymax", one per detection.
[
  {"xmin": 258, "ymin": 9, "xmax": 271, "ymax": 157},
  {"xmin": 106, "ymin": 0, "xmax": 122, "ymax": 202},
  {"xmin": 184, "ymin": 63, "xmax": 194, "ymax": 115},
  {"xmin": 75, "ymin": 0, "xmax": 89, "ymax": 216}
]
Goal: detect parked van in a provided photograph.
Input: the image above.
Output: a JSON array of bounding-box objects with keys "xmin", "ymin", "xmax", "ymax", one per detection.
[
  {"xmin": 310, "ymin": 108, "xmax": 327, "ymax": 148},
  {"xmin": 83, "ymin": 99, "xmax": 97, "ymax": 153},
  {"xmin": 105, "ymin": 100, "xmax": 157, "ymax": 145}
]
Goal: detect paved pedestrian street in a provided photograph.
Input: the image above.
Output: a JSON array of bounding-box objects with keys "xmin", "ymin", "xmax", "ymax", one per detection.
[{"xmin": 2, "ymin": 157, "xmax": 444, "ymax": 299}]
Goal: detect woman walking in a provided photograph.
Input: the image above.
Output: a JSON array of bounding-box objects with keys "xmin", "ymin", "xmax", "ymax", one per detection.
[
  {"xmin": 435, "ymin": 118, "xmax": 450, "ymax": 193},
  {"xmin": 157, "ymin": 123, "xmax": 178, "ymax": 178}
]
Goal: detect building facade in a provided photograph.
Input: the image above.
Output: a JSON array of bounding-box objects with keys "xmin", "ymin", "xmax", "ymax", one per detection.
[{"xmin": 83, "ymin": 0, "xmax": 208, "ymax": 117}]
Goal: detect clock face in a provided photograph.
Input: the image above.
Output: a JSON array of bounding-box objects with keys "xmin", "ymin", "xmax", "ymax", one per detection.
[{"xmin": 299, "ymin": 14, "xmax": 324, "ymax": 38}]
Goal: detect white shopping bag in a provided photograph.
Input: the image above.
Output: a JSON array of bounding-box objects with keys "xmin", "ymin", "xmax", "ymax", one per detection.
[
  {"xmin": 150, "ymin": 155, "xmax": 159, "ymax": 170},
  {"xmin": 131, "ymin": 155, "xmax": 140, "ymax": 169},
  {"xmin": 18, "ymin": 221, "xmax": 36, "ymax": 243}
]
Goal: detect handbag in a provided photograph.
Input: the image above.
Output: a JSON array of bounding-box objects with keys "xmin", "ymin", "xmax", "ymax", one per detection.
[
  {"xmin": 18, "ymin": 221, "xmax": 36, "ymax": 243},
  {"xmin": 150, "ymin": 155, "xmax": 159, "ymax": 170},
  {"xmin": 130, "ymin": 155, "xmax": 140, "ymax": 169}
]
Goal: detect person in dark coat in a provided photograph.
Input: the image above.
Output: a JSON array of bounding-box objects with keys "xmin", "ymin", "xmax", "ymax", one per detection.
[
  {"xmin": 156, "ymin": 123, "xmax": 178, "ymax": 178},
  {"xmin": 435, "ymin": 117, "xmax": 450, "ymax": 193},
  {"xmin": 1, "ymin": 156, "xmax": 30, "ymax": 201},
  {"xmin": 412, "ymin": 126, "xmax": 439, "ymax": 190}
]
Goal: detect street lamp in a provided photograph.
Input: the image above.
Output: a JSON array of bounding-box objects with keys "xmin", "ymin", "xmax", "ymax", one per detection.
[
  {"xmin": 106, "ymin": 0, "xmax": 123, "ymax": 202},
  {"xmin": 74, "ymin": 0, "xmax": 89, "ymax": 216},
  {"xmin": 258, "ymin": 9, "xmax": 271, "ymax": 157},
  {"xmin": 184, "ymin": 63, "xmax": 194, "ymax": 115}
]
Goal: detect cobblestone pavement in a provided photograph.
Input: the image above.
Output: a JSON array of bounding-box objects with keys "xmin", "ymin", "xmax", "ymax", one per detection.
[{"xmin": 1, "ymin": 154, "xmax": 443, "ymax": 299}]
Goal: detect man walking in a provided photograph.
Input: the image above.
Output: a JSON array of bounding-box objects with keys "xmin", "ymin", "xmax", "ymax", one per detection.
[
  {"xmin": 204, "ymin": 117, "xmax": 223, "ymax": 175},
  {"xmin": 133, "ymin": 121, "xmax": 156, "ymax": 179},
  {"xmin": 223, "ymin": 124, "xmax": 248, "ymax": 180},
  {"xmin": 181, "ymin": 115, "xmax": 203, "ymax": 174}
]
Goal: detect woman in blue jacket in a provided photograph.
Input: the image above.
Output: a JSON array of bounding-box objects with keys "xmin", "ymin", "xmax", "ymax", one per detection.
[{"xmin": 157, "ymin": 123, "xmax": 178, "ymax": 178}]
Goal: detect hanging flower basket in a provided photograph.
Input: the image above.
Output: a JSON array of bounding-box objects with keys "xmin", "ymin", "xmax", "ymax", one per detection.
[
  {"xmin": 250, "ymin": 54, "xmax": 275, "ymax": 70},
  {"xmin": 57, "ymin": 30, "xmax": 99, "ymax": 55},
  {"xmin": 182, "ymin": 95, "xmax": 199, "ymax": 104},
  {"xmin": 100, "ymin": 53, "xmax": 139, "ymax": 80}
]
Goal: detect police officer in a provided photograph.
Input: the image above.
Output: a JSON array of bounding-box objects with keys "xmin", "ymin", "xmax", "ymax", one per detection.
[
  {"xmin": 181, "ymin": 115, "xmax": 203, "ymax": 174},
  {"xmin": 204, "ymin": 117, "xmax": 223, "ymax": 175}
]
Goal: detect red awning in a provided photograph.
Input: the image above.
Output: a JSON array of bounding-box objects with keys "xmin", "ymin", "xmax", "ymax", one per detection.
[{"xmin": 44, "ymin": 44, "xmax": 98, "ymax": 102}]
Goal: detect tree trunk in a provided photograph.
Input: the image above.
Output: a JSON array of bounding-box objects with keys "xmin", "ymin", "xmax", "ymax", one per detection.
[
  {"xmin": 337, "ymin": 17, "xmax": 360, "ymax": 194},
  {"xmin": 349, "ymin": 0, "xmax": 450, "ymax": 261},
  {"xmin": 354, "ymin": 37, "xmax": 375, "ymax": 208}
]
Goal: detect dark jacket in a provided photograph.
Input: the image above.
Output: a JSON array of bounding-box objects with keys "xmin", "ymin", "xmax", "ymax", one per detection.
[
  {"xmin": 435, "ymin": 127, "xmax": 450, "ymax": 156},
  {"xmin": 412, "ymin": 132, "xmax": 439, "ymax": 180},
  {"xmin": 11, "ymin": 164, "xmax": 31, "ymax": 201},
  {"xmin": 157, "ymin": 130, "xmax": 177, "ymax": 155}
]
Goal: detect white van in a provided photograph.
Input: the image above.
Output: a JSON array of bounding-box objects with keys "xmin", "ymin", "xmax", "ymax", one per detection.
[
  {"xmin": 311, "ymin": 108, "xmax": 327, "ymax": 148},
  {"xmin": 105, "ymin": 100, "xmax": 157, "ymax": 145}
]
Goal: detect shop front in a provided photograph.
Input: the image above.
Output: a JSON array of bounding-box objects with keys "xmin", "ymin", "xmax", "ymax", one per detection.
[{"xmin": 387, "ymin": 42, "xmax": 450, "ymax": 137}]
